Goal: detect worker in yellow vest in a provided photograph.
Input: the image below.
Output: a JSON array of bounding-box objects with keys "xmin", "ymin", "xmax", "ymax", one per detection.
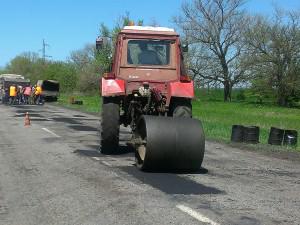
[
  {"xmin": 35, "ymin": 85, "xmax": 43, "ymax": 104},
  {"xmin": 9, "ymin": 85, "xmax": 17, "ymax": 105}
]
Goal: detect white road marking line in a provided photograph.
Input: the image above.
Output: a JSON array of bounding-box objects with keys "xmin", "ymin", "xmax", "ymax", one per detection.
[
  {"xmin": 42, "ymin": 128, "xmax": 60, "ymax": 138},
  {"xmin": 176, "ymin": 204, "xmax": 220, "ymax": 225},
  {"xmin": 101, "ymin": 161, "xmax": 112, "ymax": 167},
  {"xmin": 92, "ymin": 157, "xmax": 101, "ymax": 161}
]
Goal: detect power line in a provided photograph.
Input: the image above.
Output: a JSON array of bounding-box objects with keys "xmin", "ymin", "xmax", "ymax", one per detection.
[{"xmin": 40, "ymin": 39, "xmax": 52, "ymax": 62}]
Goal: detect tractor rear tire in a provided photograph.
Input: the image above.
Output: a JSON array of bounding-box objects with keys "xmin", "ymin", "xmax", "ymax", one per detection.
[
  {"xmin": 100, "ymin": 102, "xmax": 120, "ymax": 154},
  {"xmin": 172, "ymin": 100, "xmax": 192, "ymax": 118}
]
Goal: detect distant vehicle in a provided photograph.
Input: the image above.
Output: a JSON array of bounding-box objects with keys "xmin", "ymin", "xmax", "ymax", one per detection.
[
  {"xmin": 37, "ymin": 80, "xmax": 59, "ymax": 101},
  {"xmin": 0, "ymin": 74, "xmax": 25, "ymax": 80},
  {"xmin": 0, "ymin": 74, "xmax": 30, "ymax": 103}
]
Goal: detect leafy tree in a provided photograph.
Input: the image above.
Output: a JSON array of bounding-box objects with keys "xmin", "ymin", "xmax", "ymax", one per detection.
[
  {"xmin": 5, "ymin": 52, "xmax": 46, "ymax": 82},
  {"xmin": 245, "ymin": 9, "xmax": 300, "ymax": 106},
  {"xmin": 69, "ymin": 13, "xmax": 143, "ymax": 93},
  {"xmin": 5, "ymin": 52, "xmax": 78, "ymax": 92},
  {"xmin": 43, "ymin": 62, "xmax": 77, "ymax": 93}
]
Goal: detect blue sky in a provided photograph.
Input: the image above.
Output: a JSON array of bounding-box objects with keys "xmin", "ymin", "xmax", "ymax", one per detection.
[{"xmin": 0, "ymin": 0, "xmax": 300, "ymax": 67}]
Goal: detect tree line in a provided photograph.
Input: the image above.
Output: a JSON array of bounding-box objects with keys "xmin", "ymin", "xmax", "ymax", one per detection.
[
  {"xmin": 175, "ymin": 0, "xmax": 300, "ymax": 107},
  {"xmin": 1, "ymin": 1, "xmax": 300, "ymax": 107},
  {"xmin": 0, "ymin": 14, "xmax": 134, "ymax": 95}
]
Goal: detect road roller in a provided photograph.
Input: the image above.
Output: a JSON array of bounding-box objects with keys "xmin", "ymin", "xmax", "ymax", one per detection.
[{"xmin": 98, "ymin": 25, "xmax": 205, "ymax": 171}]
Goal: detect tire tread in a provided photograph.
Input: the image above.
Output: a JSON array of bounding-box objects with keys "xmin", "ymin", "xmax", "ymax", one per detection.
[{"xmin": 100, "ymin": 102, "xmax": 120, "ymax": 154}]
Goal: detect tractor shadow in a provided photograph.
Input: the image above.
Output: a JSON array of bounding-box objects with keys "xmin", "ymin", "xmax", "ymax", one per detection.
[
  {"xmin": 74, "ymin": 149, "xmax": 103, "ymax": 157},
  {"xmin": 120, "ymin": 166, "xmax": 223, "ymax": 195},
  {"xmin": 101, "ymin": 145, "xmax": 135, "ymax": 156},
  {"xmin": 74, "ymin": 145, "xmax": 222, "ymax": 195},
  {"xmin": 74, "ymin": 145, "xmax": 134, "ymax": 158}
]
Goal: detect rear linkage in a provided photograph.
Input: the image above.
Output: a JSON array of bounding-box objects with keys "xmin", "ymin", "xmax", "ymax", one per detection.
[{"xmin": 122, "ymin": 83, "xmax": 167, "ymax": 130}]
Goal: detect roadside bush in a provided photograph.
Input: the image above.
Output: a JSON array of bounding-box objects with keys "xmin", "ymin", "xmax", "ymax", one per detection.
[
  {"xmin": 78, "ymin": 71, "xmax": 99, "ymax": 94},
  {"xmin": 43, "ymin": 62, "xmax": 78, "ymax": 93},
  {"xmin": 236, "ymin": 90, "xmax": 246, "ymax": 101}
]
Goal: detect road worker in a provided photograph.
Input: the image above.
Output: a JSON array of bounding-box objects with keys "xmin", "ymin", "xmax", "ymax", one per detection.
[
  {"xmin": 35, "ymin": 85, "xmax": 43, "ymax": 104},
  {"xmin": 9, "ymin": 85, "xmax": 17, "ymax": 105},
  {"xmin": 31, "ymin": 86, "xmax": 36, "ymax": 104},
  {"xmin": 17, "ymin": 85, "xmax": 24, "ymax": 104},
  {"xmin": 23, "ymin": 86, "xmax": 32, "ymax": 104},
  {"xmin": 4, "ymin": 87, "xmax": 9, "ymax": 104}
]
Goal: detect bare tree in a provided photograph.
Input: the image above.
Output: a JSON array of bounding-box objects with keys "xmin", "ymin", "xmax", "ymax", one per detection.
[
  {"xmin": 69, "ymin": 44, "xmax": 96, "ymax": 71},
  {"xmin": 149, "ymin": 18, "xmax": 160, "ymax": 27},
  {"xmin": 185, "ymin": 43, "xmax": 222, "ymax": 85},
  {"xmin": 175, "ymin": 0, "xmax": 249, "ymax": 101}
]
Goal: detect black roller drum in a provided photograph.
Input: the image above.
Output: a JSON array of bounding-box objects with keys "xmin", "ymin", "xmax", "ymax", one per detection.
[{"xmin": 135, "ymin": 116, "xmax": 205, "ymax": 171}]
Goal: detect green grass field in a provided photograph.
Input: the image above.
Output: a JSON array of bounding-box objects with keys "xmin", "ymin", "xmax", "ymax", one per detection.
[
  {"xmin": 56, "ymin": 94, "xmax": 101, "ymax": 113},
  {"xmin": 56, "ymin": 90, "xmax": 300, "ymax": 151},
  {"xmin": 195, "ymin": 89, "xmax": 300, "ymax": 151}
]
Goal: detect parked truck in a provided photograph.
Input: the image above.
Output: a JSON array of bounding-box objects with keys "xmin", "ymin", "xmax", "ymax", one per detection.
[
  {"xmin": 98, "ymin": 26, "xmax": 205, "ymax": 171},
  {"xmin": 37, "ymin": 80, "xmax": 59, "ymax": 101},
  {"xmin": 0, "ymin": 74, "xmax": 30, "ymax": 104}
]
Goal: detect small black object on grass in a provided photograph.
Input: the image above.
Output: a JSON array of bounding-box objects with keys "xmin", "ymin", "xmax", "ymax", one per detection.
[
  {"xmin": 268, "ymin": 127, "xmax": 284, "ymax": 145},
  {"xmin": 231, "ymin": 125, "xmax": 260, "ymax": 144},
  {"xmin": 72, "ymin": 100, "xmax": 83, "ymax": 105},
  {"xmin": 231, "ymin": 125, "xmax": 244, "ymax": 142},
  {"xmin": 243, "ymin": 126, "xmax": 260, "ymax": 144},
  {"xmin": 283, "ymin": 130, "xmax": 298, "ymax": 147}
]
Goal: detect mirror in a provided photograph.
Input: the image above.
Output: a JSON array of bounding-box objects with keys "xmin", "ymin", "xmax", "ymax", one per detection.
[
  {"xmin": 96, "ymin": 36, "xmax": 109, "ymax": 50},
  {"xmin": 182, "ymin": 44, "xmax": 189, "ymax": 53}
]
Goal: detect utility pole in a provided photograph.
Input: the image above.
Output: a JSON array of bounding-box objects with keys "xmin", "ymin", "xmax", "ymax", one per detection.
[{"xmin": 40, "ymin": 39, "xmax": 52, "ymax": 63}]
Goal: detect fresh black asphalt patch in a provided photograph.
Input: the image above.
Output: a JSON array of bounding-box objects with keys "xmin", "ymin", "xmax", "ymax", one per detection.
[
  {"xmin": 68, "ymin": 125, "xmax": 98, "ymax": 131},
  {"xmin": 52, "ymin": 117, "xmax": 81, "ymax": 124}
]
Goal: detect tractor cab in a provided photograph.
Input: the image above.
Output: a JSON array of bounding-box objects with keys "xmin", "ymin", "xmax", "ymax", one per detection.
[{"xmin": 113, "ymin": 26, "xmax": 183, "ymax": 83}]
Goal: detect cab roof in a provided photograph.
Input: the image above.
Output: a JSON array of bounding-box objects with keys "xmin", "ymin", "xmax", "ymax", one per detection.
[{"xmin": 120, "ymin": 26, "xmax": 179, "ymax": 37}]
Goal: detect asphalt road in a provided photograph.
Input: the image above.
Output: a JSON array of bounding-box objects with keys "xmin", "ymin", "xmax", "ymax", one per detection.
[{"xmin": 0, "ymin": 103, "xmax": 299, "ymax": 225}]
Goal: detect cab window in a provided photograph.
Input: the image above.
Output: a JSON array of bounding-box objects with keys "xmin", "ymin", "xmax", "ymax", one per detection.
[{"xmin": 127, "ymin": 40, "xmax": 171, "ymax": 66}]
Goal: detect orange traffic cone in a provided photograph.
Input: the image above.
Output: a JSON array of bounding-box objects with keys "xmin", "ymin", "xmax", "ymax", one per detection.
[{"xmin": 24, "ymin": 112, "xmax": 31, "ymax": 126}]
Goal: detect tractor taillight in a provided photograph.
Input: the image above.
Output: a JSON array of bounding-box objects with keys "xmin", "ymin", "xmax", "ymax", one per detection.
[
  {"xmin": 180, "ymin": 75, "xmax": 191, "ymax": 82},
  {"xmin": 103, "ymin": 72, "xmax": 115, "ymax": 79}
]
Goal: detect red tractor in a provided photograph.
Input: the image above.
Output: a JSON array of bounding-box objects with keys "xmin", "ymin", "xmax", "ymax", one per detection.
[{"xmin": 98, "ymin": 26, "xmax": 205, "ymax": 171}]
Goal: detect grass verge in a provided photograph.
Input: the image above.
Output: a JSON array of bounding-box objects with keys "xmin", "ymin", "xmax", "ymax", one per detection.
[
  {"xmin": 193, "ymin": 99, "xmax": 299, "ymax": 151},
  {"xmin": 55, "ymin": 93, "xmax": 101, "ymax": 114},
  {"xmin": 55, "ymin": 92, "xmax": 300, "ymax": 151}
]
